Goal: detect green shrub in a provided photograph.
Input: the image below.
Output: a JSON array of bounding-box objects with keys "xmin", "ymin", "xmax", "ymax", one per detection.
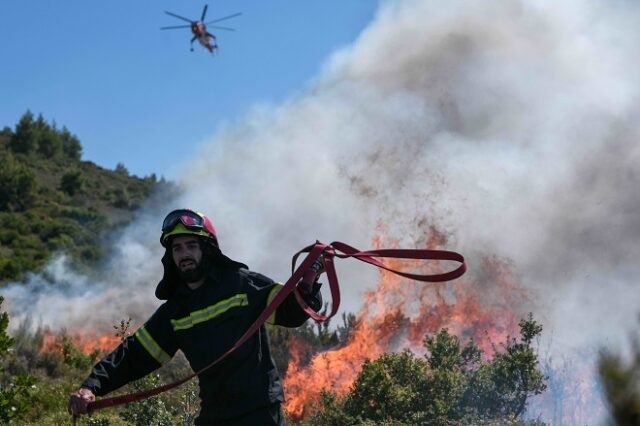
[
  {"xmin": 118, "ymin": 375, "xmax": 175, "ymax": 426},
  {"xmin": 0, "ymin": 296, "xmax": 37, "ymax": 423},
  {"xmin": 305, "ymin": 315, "xmax": 547, "ymax": 426},
  {"xmin": 109, "ymin": 188, "xmax": 131, "ymax": 208},
  {"xmin": 60, "ymin": 168, "xmax": 84, "ymax": 196}
]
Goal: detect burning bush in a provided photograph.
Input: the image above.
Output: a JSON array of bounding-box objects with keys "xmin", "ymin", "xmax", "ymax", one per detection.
[{"xmin": 303, "ymin": 315, "xmax": 547, "ymax": 425}]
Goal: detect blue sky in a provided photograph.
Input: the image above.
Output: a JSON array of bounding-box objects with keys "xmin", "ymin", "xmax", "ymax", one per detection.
[{"xmin": 1, "ymin": 0, "xmax": 378, "ymax": 178}]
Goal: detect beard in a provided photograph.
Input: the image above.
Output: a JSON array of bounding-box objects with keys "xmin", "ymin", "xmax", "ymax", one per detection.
[{"xmin": 178, "ymin": 256, "xmax": 209, "ymax": 283}]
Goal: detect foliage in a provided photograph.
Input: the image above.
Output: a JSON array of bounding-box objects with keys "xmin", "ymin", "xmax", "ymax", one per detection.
[
  {"xmin": 60, "ymin": 168, "xmax": 85, "ymax": 196},
  {"xmin": 109, "ymin": 188, "xmax": 131, "ymax": 208},
  {"xmin": 0, "ymin": 152, "xmax": 36, "ymax": 211},
  {"xmin": 0, "ymin": 297, "xmax": 37, "ymax": 424},
  {"xmin": 305, "ymin": 315, "xmax": 547, "ymax": 426},
  {"xmin": 7, "ymin": 111, "xmax": 81, "ymax": 161},
  {"xmin": 0, "ymin": 111, "xmax": 177, "ymax": 285},
  {"xmin": 118, "ymin": 375, "xmax": 174, "ymax": 426},
  {"xmin": 8, "ymin": 111, "xmax": 36, "ymax": 154},
  {"xmin": 115, "ymin": 163, "xmax": 129, "ymax": 176}
]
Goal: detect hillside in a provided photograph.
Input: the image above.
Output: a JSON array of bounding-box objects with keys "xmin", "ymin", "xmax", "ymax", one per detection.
[{"xmin": 0, "ymin": 111, "xmax": 176, "ymax": 285}]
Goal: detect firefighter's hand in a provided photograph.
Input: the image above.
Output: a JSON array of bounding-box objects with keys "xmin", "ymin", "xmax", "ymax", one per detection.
[
  {"xmin": 68, "ymin": 387, "xmax": 95, "ymax": 416},
  {"xmin": 301, "ymin": 256, "xmax": 326, "ymax": 288}
]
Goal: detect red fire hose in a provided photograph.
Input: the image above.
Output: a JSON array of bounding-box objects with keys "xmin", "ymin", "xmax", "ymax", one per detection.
[{"xmin": 84, "ymin": 240, "xmax": 466, "ymax": 414}]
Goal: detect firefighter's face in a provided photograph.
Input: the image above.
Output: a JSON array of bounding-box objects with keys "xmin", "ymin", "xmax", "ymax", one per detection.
[{"xmin": 171, "ymin": 235, "xmax": 203, "ymax": 273}]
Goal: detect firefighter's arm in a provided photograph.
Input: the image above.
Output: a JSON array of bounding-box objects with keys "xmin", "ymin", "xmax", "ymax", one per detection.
[{"xmin": 72, "ymin": 306, "xmax": 178, "ymax": 404}]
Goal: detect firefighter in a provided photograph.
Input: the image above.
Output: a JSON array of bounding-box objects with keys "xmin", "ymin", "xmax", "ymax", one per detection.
[{"xmin": 68, "ymin": 208, "xmax": 324, "ymax": 425}]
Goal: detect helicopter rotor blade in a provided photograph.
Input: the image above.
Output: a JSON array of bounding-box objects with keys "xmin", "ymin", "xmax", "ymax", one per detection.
[
  {"xmin": 164, "ymin": 11, "xmax": 194, "ymax": 24},
  {"xmin": 208, "ymin": 25, "xmax": 236, "ymax": 31},
  {"xmin": 201, "ymin": 4, "xmax": 208, "ymax": 22},
  {"xmin": 205, "ymin": 12, "xmax": 242, "ymax": 25},
  {"xmin": 160, "ymin": 25, "xmax": 191, "ymax": 30}
]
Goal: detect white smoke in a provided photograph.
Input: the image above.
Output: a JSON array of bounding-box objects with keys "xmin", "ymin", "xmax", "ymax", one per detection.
[{"xmin": 3, "ymin": 0, "xmax": 640, "ymax": 422}]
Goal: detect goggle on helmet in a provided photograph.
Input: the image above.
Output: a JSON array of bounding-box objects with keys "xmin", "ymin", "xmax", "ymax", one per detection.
[{"xmin": 160, "ymin": 208, "xmax": 219, "ymax": 248}]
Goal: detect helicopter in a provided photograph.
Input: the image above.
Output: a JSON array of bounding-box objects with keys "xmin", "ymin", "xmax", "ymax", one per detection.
[{"xmin": 161, "ymin": 4, "xmax": 241, "ymax": 53}]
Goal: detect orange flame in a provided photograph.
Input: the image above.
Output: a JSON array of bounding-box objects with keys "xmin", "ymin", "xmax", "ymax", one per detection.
[
  {"xmin": 40, "ymin": 329, "xmax": 122, "ymax": 355},
  {"xmin": 283, "ymin": 231, "xmax": 528, "ymax": 421}
]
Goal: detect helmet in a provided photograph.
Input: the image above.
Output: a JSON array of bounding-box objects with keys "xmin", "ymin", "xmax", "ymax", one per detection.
[{"xmin": 160, "ymin": 208, "xmax": 219, "ymax": 248}]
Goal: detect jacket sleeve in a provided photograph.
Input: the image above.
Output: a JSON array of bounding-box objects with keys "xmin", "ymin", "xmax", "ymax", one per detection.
[
  {"xmin": 244, "ymin": 270, "xmax": 323, "ymax": 328},
  {"xmin": 81, "ymin": 304, "xmax": 178, "ymax": 396}
]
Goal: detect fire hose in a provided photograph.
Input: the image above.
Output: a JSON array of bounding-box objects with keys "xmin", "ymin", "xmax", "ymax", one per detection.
[{"xmin": 82, "ymin": 240, "xmax": 466, "ymax": 415}]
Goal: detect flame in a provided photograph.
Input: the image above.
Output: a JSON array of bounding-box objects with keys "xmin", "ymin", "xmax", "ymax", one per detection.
[
  {"xmin": 40, "ymin": 329, "xmax": 122, "ymax": 355},
  {"xmin": 283, "ymin": 231, "xmax": 527, "ymax": 421}
]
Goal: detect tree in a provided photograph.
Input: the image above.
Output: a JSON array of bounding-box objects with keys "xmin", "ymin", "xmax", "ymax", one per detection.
[
  {"xmin": 0, "ymin": 153, "xmax": 37, "ymax": 211},
  {"xmin": 9, "ymin": 111, "xmax": 36, "ymax": 154},
  {"xmin": 305, "ymin": 315, "xmax": 547, "ymax": 426},
  {"xmin": 34, "ymin": 115, "xmax": 63, "ymax": 159},
  {"xmin": 60, "ymin": 126, "xmax": 82, "ymax": 161},
  {"xmin": 114, "ymin": 163, "xmax": 129, "ymax": 176}
]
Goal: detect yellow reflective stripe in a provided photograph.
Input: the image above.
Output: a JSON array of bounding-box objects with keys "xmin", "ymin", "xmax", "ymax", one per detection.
[
  {"xmin": 134, "ymin": 326, "xmax": 171, "ymax": 365},
  {"xmin": 171, "ymin": 294, "xmax": 249, "ymax": 331},
  {"xmin": 266, "ymin": 283, "xmax": 283, "ymax": 325}
]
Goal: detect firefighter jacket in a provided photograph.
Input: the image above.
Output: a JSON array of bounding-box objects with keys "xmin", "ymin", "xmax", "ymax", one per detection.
[{"xmin": 81, "ymin": 263, "xmax": 322, "ymax": 420}]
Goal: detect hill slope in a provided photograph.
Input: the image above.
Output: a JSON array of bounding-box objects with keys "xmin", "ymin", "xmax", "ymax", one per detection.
[{"xmin": 0, "ymin": 111, "xmax": 175, "ymax": 285}]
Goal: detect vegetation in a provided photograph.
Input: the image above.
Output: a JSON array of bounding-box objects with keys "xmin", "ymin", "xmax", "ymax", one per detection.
[
  {"xmin": 0, "ymin": 296, "xmax": 36, "ymax": 424},
  {"xmin": 304, "ymin": 315, "xmax": 547, "ymax": 426},
  {"xmin": 0, "ymin": 111, "xmax": 175, "ymax": 285},
  {"xmin": 2, "ymin": 111, "xmax": 637, "ymax": 425},
  {"xmin": 2, "ymin": 313, "xmax": 194, "ymax": 425}
]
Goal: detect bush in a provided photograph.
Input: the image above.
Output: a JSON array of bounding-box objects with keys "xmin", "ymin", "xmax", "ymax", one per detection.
[
  {"xmin": 305, "ymin": 315, "xmax": 547, "ymax": 426},
  {"xmin": 109, "ymin": 188, "xmax": 130, "ymax": 208},
  {"xmin": 60, "ymin": 168, "xmax": 84, "ymax": 196},
  {"xmin": 0, "ymin": 296, "xmax": 37, "ymax": 423},
  {"xmin": 117, "ymin": 375, "xmax": 174, "ymax": 426}
]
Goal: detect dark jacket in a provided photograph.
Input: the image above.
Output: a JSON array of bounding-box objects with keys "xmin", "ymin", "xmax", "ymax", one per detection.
[{"xmin": 81, "ymin": 263, "xmax": 322, "ymax": 420}]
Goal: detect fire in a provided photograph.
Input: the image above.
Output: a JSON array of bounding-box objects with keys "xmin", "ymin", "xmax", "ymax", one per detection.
[
  {"xmin": 283, "ymin": 231, "xmax": 527, "ymax": 421},
  {"xmin": 40, "ymin": 329, "xmax": 122, "ymax": 355}
]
